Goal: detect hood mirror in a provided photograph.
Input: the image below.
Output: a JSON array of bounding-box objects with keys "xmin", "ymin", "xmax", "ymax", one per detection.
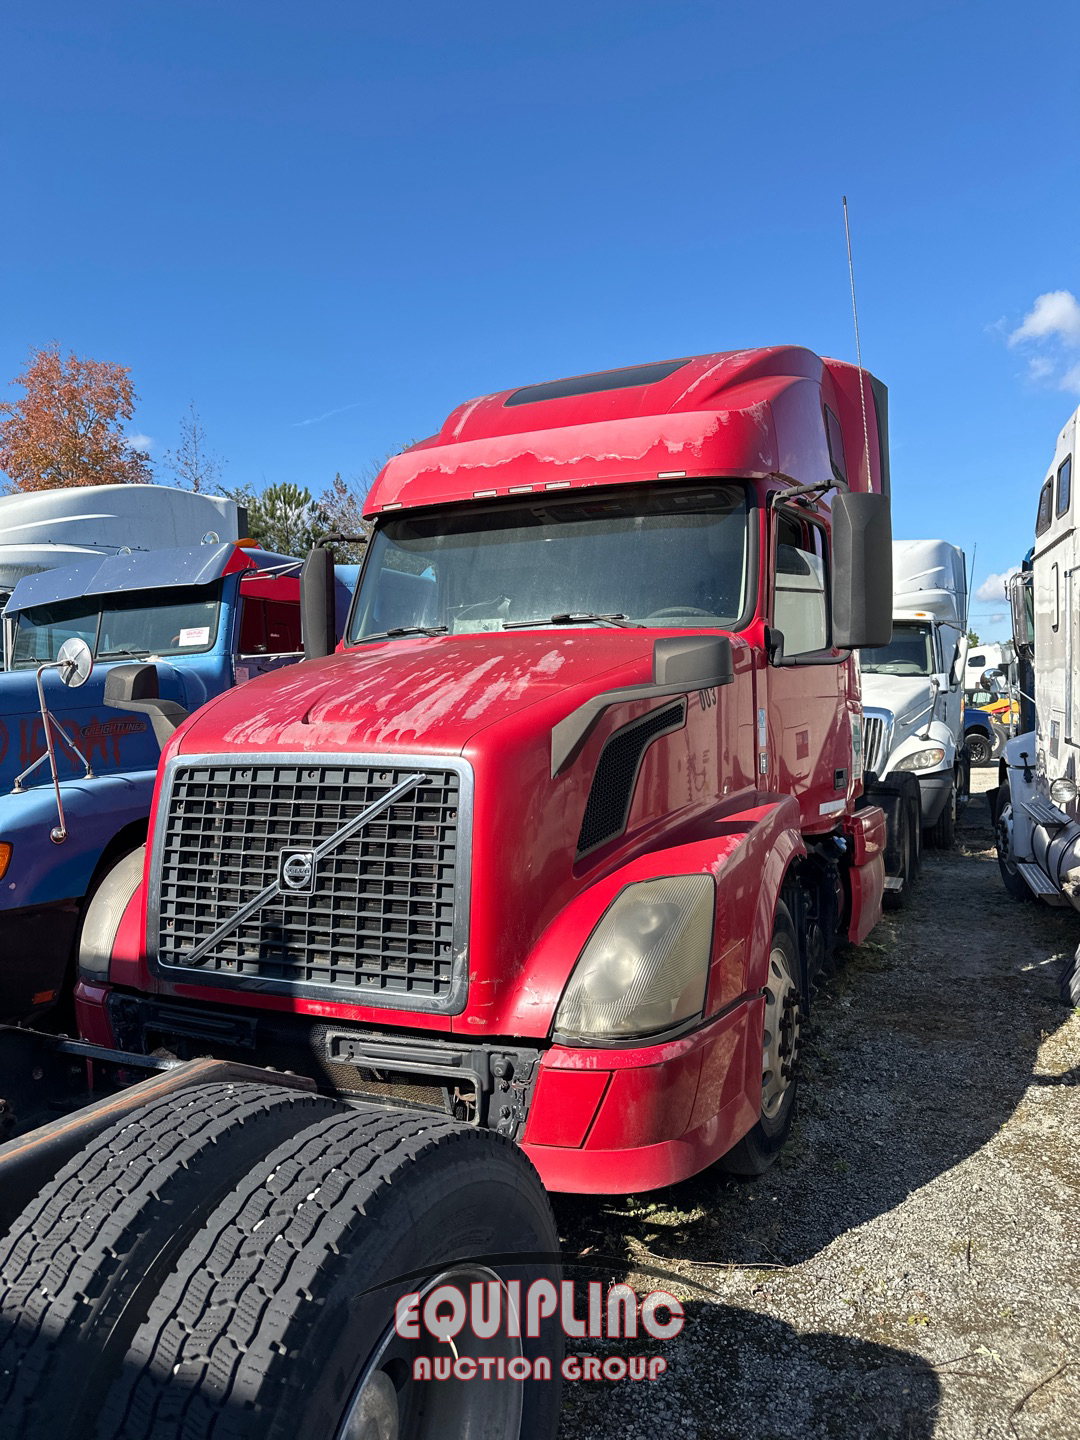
[{"xmin": 57, "ymin": 637, "xmax": 93, "ymax": 689}]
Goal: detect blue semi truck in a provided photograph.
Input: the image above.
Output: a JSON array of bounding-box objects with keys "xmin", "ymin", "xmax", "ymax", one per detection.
[{"xmin": 0, "ymin": 541, "xmax": 356, "ymax": 1024}]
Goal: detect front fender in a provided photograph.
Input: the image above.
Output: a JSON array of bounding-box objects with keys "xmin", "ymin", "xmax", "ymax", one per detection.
[
  {"xmin": 501, "ymin": 794, "xmax": 806, "ymax": 1036},
  {"xmin": 0, "ymin": 772, "xmax": 154, "ymax": 910}
]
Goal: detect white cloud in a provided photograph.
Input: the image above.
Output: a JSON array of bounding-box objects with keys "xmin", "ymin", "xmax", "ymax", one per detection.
[
  {"xmin": 1009, "ymin": 290, "xmax": 1080, "ymax": 347},
  {"xmin": 975, "ymin": 568, "xmax": 1019, "ymax": 604},
  {"xmin": 1061, "ymin": 362, "xmax": 1080, "ymax": 395},
  {"xmin": 292, "ymin": 400, "xmax": 364, "ymax": 428},
  {"xmin": 989, "ymin": 613, "xmax": 1005, "ymax": 624},
  {"xmin": 1027, "ymin": 355, "xmax": 1055, "ymax": 381},
  {"xmin": 126, "ymin": 432, "xmax": 154, "ymax": 453}
]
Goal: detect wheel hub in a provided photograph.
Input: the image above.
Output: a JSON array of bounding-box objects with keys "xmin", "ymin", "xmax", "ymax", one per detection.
[
  {"xmin": 761, "ymin": 942, "xmax": 802, "ymax": 1117},
  {"xmin": 342, "ymin": 1369, "xmax": 399, "ymax": 1440}
]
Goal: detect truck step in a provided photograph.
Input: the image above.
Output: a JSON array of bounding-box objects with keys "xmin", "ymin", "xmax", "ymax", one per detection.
[
  {"xmin": 1017, "ymin": 862, "xmax": 1066, "ymax": 899},
  {"xmin": 1022, "ymin": 795, "xmax": 1073, "ymax": 829}
]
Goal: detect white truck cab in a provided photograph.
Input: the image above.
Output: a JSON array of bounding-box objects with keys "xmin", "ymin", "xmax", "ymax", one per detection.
[
  {"xmin": 993, "ymin": 409, "xmax": 1080, "ymax": 967},
  {"xmin": 859, "ymin": 540, "xmax": 969, "ymax": 902}
]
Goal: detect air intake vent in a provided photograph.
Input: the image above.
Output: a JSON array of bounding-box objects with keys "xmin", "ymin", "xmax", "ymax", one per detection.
[{"xmin": 577, "ymin": 702, "xmax": 686, "ymax": 856}]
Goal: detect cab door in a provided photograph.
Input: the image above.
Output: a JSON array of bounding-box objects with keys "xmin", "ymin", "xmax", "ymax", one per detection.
[{"xmin": 763, "ymin": 505, "xmax": 851, "ymax": 831}]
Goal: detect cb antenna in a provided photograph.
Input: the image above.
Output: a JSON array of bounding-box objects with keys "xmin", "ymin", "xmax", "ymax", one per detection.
[{"xmin": 842, "ymin": 195, "xmax": 872, "ymax": 488}]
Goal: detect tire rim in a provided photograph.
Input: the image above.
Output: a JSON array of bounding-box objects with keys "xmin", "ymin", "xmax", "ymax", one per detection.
[
  {"xmin": 337, "ymin": 1265, "xmax": 525, "ymax": 1440},
  {"xmin": 761, "ymin": 940, "xmax": 801, "ymax": 1119}
]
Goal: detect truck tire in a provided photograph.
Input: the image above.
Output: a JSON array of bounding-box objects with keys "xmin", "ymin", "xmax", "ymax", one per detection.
[
  {"xmin": 995, "ymin": 778, "xmax": 1033, "ymax": 902},
  {"xmin": 1060, "ymin": 947, "xmax": 1080, "ymax": 1008},
  {"xmin": 0, "ymin": 1082, "xmax": 343, "ymax": 1440},
  {"xmin": 98, "ymin": 1107, "xmax": 563, "ymax": 1440},
  {"xmin": 878, "ymin": 792, "xmax": 912, "ymax": 910},
  {"xmin": 721, "ymin": 901, "xmax": 801, "ymax": 1175},
  {"xmin": 966, "ymin": 732, "xmax": 993, "ymax": 767},
  {"xmin": 925, "ymin": 779, "xmax": 956, "ymax": 849}
]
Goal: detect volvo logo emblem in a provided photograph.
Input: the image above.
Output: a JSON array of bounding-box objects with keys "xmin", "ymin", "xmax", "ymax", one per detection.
[{"xmin": 279, "ymin": 850, "xmax": 316, "ymax": 894}]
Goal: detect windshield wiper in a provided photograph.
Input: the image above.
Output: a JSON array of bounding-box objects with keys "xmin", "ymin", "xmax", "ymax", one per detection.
[
  {"xmin": 98, "ymin": 646, "xmax": 150, "ymax": 660},
  {"xmin": 503, "ymin": 612, "xmax": 643, "ymax": 630},
  {"xmin": 359, "ymin": 624, "xmax": 450, "ymax": 643}
]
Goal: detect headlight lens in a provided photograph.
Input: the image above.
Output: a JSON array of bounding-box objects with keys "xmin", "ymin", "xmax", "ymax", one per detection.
[
  {"xmin": 554, "ymin": 874, "xmax": 714, "ymax": 1043},
  {"xmin": 1051, "ymin": 777, "xmax": 1078, "ymax": 805},
  {"xmin": 893, "ymin": 746, "xmax": 946, "ymax": 772}
]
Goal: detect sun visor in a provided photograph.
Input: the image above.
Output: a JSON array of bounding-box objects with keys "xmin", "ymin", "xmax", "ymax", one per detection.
[{"xmin": 3, "ymin": 542, "xmax": 249, "ymax": 616}]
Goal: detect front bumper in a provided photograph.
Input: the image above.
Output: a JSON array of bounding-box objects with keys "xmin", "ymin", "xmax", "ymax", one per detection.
[
  {"xmin": 0, "ymin": 900, "xmax": 80, "ymax": 1022},
  {"xmin": 522, "ymin": 999, "xmax": 761, "ymax": 1194},
  {"xmin": 79, "ymin": 982, "xmax": 764, "ymax": 1195},
  {"xmin": 916, "ymin": 771, "xmax": 953, "ymax": 826}
]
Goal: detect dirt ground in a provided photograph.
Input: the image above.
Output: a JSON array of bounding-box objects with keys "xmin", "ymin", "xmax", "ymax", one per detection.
[{"xmin": 555, "ymin": 771, "xmax": 1080, "ymax": 1440}]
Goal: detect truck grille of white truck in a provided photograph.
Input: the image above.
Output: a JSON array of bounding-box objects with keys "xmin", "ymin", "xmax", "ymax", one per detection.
[
  {"xmin": 148, "ymin": 753, "xmax": 472, "ymax": 1013},
  {"xmin": 862, "ymin": 711, "xmax": 893, "ymax": 778}
]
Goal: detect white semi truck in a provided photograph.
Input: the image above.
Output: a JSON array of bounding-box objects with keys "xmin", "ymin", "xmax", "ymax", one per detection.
[
  {"xmin": 860, "ymin": 539, "xmax": 969, "ymax": 905},
  {"xmin": 991, "ymin": 405, "xmax": 1080, "ymax": 1002},
  {"xmin": 0, "ymin": 484, "xmax": 244, "ymax": 608}
]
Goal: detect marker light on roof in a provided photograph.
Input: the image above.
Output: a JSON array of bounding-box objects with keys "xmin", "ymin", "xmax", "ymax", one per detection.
[
  {"xmin": 508, "ymin": 485, "xmax": 533, "ymax": 493},
  {"xmin": 382, "ymin": 502, "xmax": 403, "ymax": 510},
  {"xmin": 473, "ymin": 489, "xmax": 497, "ymax": 498},
  {"xmin": 657, "ymin": 470, "xmax": 687, "ymax": 479},
  {"xmin": 545, "ymin": 482, "xmax": 571, "ymax": 490}
]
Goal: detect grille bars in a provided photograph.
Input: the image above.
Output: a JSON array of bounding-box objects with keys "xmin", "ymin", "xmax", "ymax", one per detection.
[{"xmin": 179, "ymin": 771, "xmax": 428, "ymax": 968}]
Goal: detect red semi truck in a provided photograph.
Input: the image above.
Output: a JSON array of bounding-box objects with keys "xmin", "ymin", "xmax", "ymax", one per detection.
[{"xmin": 0, "ymin": 345, "xmax": 892, "ymax": 1439}]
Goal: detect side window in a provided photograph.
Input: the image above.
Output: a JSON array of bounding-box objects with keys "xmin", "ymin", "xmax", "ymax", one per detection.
[
  {"xmin": 264, "ymin": 601, "xmax": 302, "ymax": 653},
  {"xmin": 824, "ymin": 407, "xmax": 848, "ymax": 485},
  {"xmin": 239, "ymin": 599, "xmax": 303, "ymax": 654},
  {"xmin": 1057, "ymin": 455, "xmax": 1072, "ymax": 518},
  {"xmin": 1036, "ymin": 479, "xmax": 1054, "ymax": 535},
  {"xmin": 773, "ymin": 515, "xmax": 828, "ymax": 656},
  {"xmin": 238, "ymin": 599, "xmax": 267, "ymax": 653}
]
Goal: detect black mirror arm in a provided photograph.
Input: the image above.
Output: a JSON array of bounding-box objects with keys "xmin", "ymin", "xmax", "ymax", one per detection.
[{"xmin": 109, "ymin": 696, "xmax": 190, "ymax": 749}]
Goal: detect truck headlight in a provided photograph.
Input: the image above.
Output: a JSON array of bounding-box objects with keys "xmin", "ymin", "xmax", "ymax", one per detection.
[
  {"xmin": 893, "ymin": 746, "xmax": 946, "ymax": 772},
  {"xmin": 554, "ymin": 874, "xmax": 714, "ymax": 1043}
]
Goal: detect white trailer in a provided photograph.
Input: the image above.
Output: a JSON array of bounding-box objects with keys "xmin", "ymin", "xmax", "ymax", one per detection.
[
  {"xmin": 0, "ymin": 485, "xmax": 243, "ymax": 601},
  {"xmin": 859, "ymin": 539, "xmax": 969, "ymax": 904},
  {"xmin": 992, "ymin": 405, "xmax": 1080, "ymax": 1001}
]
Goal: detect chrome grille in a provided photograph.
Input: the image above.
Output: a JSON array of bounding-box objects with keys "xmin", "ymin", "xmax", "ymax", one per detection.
[
  {"xmin": 149, "ymin": 754, "xmax": 471, "ymax": 1013},
  {"xmin": 862, "ymin": 710, "xmax": 893, "ymax": 778}
]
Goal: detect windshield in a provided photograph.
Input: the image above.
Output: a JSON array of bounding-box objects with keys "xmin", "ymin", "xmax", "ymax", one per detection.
[
  {"xmin": 860, "ymin": 623, "xmax": 935, "ymax": 677},
  {"xmin": 347, "ymin": 484, "xmax": 750, "ymax": 643},
  {"xmin": 10, "ymin": 582, "xmax": 223, "ymax": 668}
]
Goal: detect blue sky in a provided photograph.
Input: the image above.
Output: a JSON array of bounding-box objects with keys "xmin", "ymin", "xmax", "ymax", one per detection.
[{"xmin": 3, "ymin": 0, "xmax": 1079, "ymax": 641}]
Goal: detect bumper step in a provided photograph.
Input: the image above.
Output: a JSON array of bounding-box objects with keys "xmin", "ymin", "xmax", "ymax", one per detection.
[
  {"xmin": 1022, "ymin": 796, "xmax": 1073, "ymax": 828},
  {"xmin": 1017, "ymin": 861, "xmax": 1065, "ymax": 898}
]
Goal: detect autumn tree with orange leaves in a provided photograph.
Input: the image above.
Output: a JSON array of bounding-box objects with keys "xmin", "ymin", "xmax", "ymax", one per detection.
[{"xmin": 0, "ymin": 344, "xmax": 153, "ymax": 492}]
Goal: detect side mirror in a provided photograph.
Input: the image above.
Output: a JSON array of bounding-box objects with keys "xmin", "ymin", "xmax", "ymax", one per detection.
[
  {"xmin": 832, "ymin": 491, "xmax": 892, "ymax": 648},
  {"xmin": 56, "ymin": 637, "xmax": 93, "ymax": 688},
  {"xmin": 301, "ymin": 544, "xmax": 337, "ymax": 660},
  {"xmin": 948, "ymin": 640, "xmax": 964, "ymax": 689},
  {"xmin": 104, "ymin": 663, "xmax": 190, "ymax": 749}
]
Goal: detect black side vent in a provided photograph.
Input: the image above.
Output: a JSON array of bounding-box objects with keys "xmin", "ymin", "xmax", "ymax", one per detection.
[{"xmin": 576, "ymin": 702, "xmax": 686, "ymax": 856}]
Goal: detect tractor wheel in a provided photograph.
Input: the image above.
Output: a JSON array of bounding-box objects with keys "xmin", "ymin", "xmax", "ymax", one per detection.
[
  {"xmin": 1060, "ymin": 946, "xmax": 1080, "ymax": 1008},
  {"xmin": 721, "ymin": 901, "xmax": 801, "ymax": 1175},
  {"xmin": 995, "ymin": 779, "xmax": 1033, "ymax": 902},
  {"xmin": 99, "ymin": 1108, "xmax": 564, "ymax": 1440},
  {"xmin": 0, "ymin": 1082, "xmax": 344, "ymax": 1440},
  {"xmin": 925, "ymin": 779, "xmax": 956, "ymax": 849}
]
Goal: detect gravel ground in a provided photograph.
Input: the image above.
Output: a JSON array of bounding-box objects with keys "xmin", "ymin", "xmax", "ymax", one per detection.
[{"xmin": 555, "ymin": 770, "xmax": 1080, "ymax": 1440}]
